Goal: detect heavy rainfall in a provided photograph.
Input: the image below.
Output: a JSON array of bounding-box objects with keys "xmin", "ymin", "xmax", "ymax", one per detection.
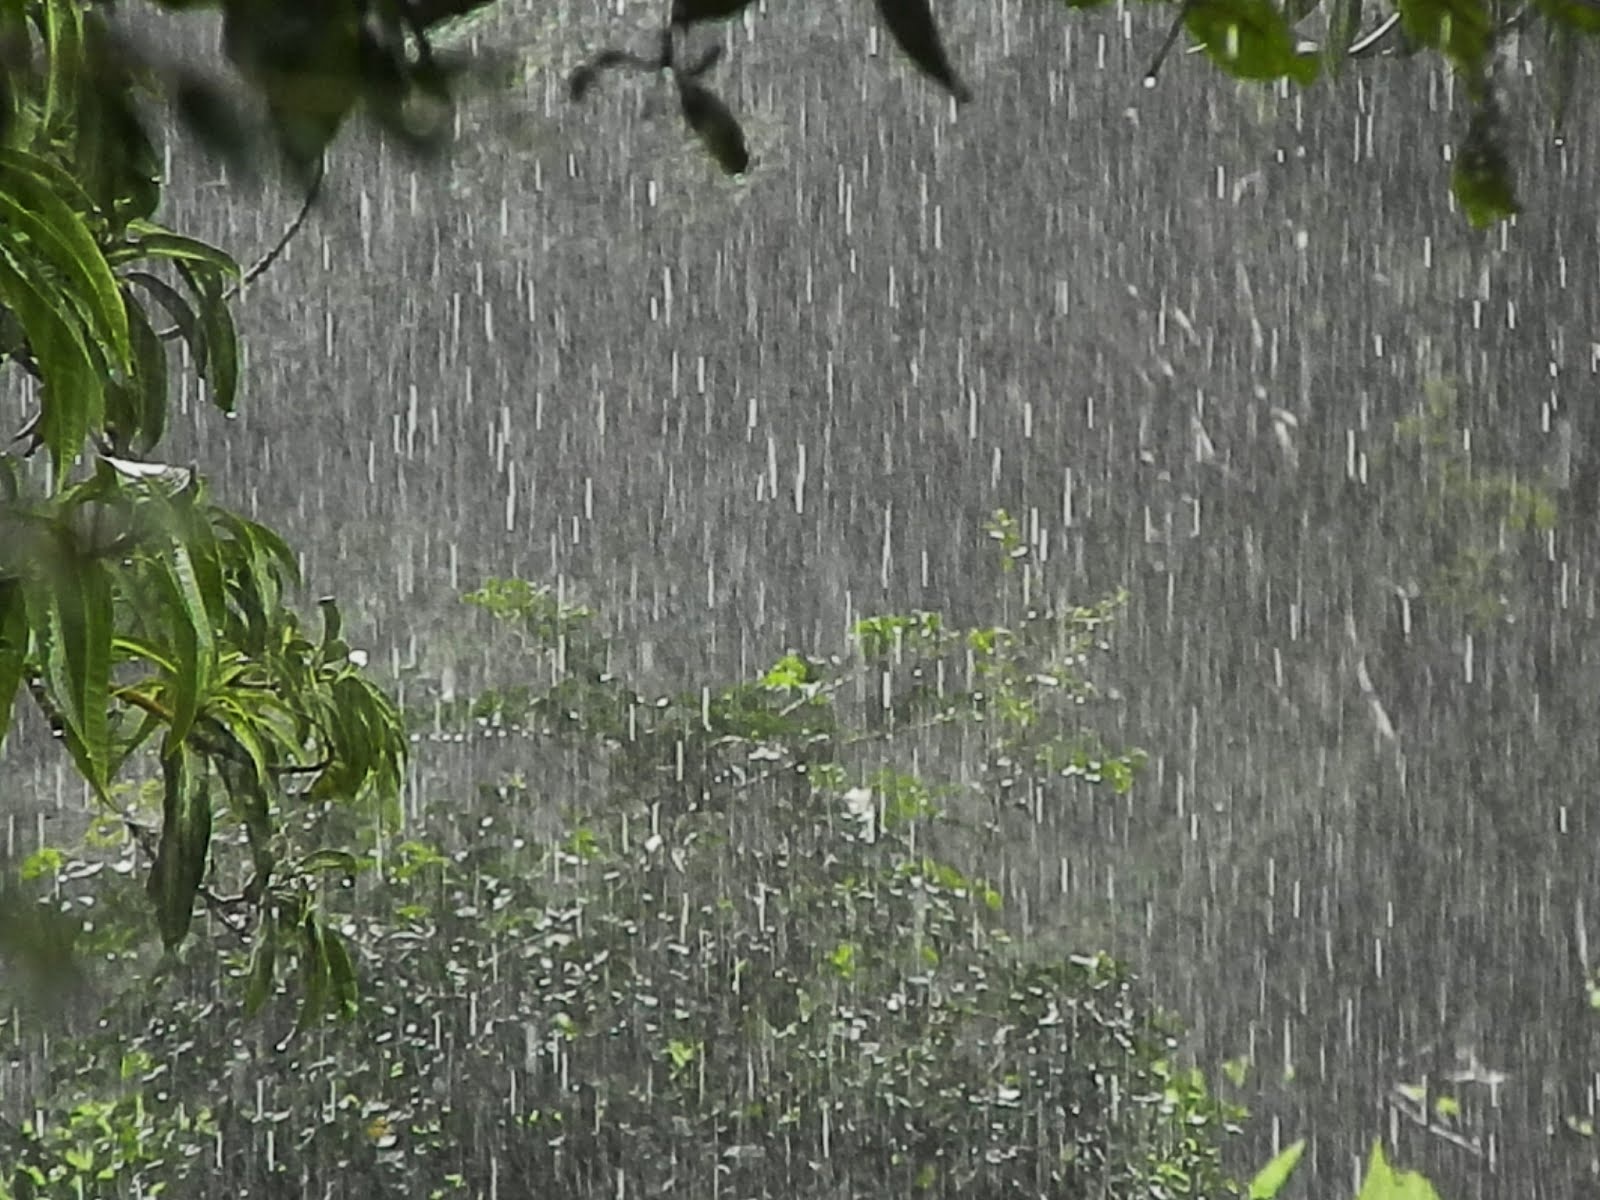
[{"xmin": 1, "ymin": 0, "xmax": 1596, "ymax": 1197}]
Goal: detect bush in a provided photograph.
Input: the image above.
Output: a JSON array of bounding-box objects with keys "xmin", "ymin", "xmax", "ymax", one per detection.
[{"xmin": 1, "ymin": 518, "xmax": 1241, "ymax": 1199}]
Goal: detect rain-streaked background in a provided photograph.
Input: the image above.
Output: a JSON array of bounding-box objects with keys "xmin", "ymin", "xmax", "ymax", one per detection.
[{"xmin": 7, "ymin": 0, "xmax": 1600, "ymax": 1194}]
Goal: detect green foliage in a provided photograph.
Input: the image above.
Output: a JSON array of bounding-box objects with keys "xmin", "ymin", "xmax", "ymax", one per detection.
[
  {"xmin": 1, "ymin": 0, "xmax": 406, "ymax": 985},
  {"xmin": 1383, "ymin": 378, "xmax": 1558, "ymax": 628},
  {"xmin": 2, "ymin": 533, "xmax": 1248, "ymax": 1198}
]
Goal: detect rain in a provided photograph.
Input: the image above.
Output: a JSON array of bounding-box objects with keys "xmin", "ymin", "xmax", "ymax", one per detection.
[{"xmin": 3, "ymin": 0, "xmax": 1597, "ymax": 1196}]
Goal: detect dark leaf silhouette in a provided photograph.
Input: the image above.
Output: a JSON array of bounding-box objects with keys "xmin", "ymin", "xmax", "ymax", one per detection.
[
  {"xmin": 174, "ymin": 74, "xmax": 254, "ymax": 175},
  {"xmin": 678, "ymin": 78, "xmax": 750, "ymax": 174},
  {"xmin": 872, "ymin": 0, "xmax": 972, "ymax": 101},
  {"xmin": 671, "ymin": 0, "xmax": 760, "ymax": 27}
]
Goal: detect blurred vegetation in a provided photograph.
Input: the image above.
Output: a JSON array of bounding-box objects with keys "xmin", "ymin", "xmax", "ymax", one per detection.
[{"xmin": 3, "ymin": 530, "xmax": 1440, "ymax": 1198}]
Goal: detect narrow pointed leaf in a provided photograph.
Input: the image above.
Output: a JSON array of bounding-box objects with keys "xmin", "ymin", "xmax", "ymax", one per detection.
[
  {"xmin": 120, "ymin": 294, "xmax": 168, "ymax": 453},
  {"xmin": 322, "ymin": 926, "xmax": 360, "ymax": 1018},
  {"xmin": 873, "ymin": 0, "xmax": 972, "ymax": 101},
  {"xmin": 110, "ymin": 225, "xmax": 243, "ymax": 279},
  {"xmin": 146, "ymin": 745, "xmax": 213, "ymax": 951},
  {"xmin": 0, "ymin": 148, "xmax": 129, "ymax": 367},
  {"xmin": 0, "ymin": 580, "xmax": 26, "ymax": 741},
  {"xmin": 1248, "ymin": 1139, "xmax": 1306, "ymax": 1198},
  {"xmin": 174, "ymin": 260, "xmax": 239, "ymax": 412},
  {"xmin": 295, "ymin": 915, "xmax": 331, "ymax": 1033},
  {"xmin": 45, "ymin": 551, "xmax": 111, "ymax": 792},
  {"xmin": 122, "ymin": 271, "xmax": 202, "ymax": 362},
  {"xmin": 159, "ymin": 537, "xmax": 216, "ymax": 749},
  {"xmin": 243, "ymin": 918, "xmax": 277, "ymax": 1016},
  {"xmin": 0, "ymin": 253, "xmax": 100, "ymax": 477}
]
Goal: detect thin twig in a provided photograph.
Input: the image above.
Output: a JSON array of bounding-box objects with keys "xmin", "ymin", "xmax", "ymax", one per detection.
[{"xmin": 154, "ymin": 156, "xmax": 327, "ymax": 342}]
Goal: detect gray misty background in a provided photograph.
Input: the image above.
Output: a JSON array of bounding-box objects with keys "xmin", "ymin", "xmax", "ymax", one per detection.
[{"xmin": 6, "ymin": 0, "xmax": 1600, "ymax": 1194}]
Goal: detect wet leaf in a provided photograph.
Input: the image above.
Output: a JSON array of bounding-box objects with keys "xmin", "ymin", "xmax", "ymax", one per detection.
[
  {"xmin": 677, "ymin": 78, "xmax": 750, "ymax": 175},
  {"xmin": 1451, "ymin": 103, "xmax": 1518, "ymax": 227},
  {"xmin": 672, "ymin": 0, "xmax": 759, "ymax": 24},
  {"xmin": 1248, "ymin": 1139, "xmax": 1305, "ymax": 1197},
  {"xmin": 1395, "ymin": 0, "xmax": 1493, "ymax": 71},
  {"xmin": 873, "ymin": 0, "xmax": 973, "ymax": 101},
  {"xmin": 0, "ymin": 580, "xmax": 26, "ymax": 739},
  {"xmin": 45, "ymin": 550, "xmax": 112, "ymax": 792},
  {"xmin": 146, "ymin": 745, "xmax": 213, "ymax": 951},
  {"xmin": 243, "ymin": 917, "xmax": 277, "ymax": 1016},
  {"xmin": 1186, "ymin": 0, "xmax": 1321, "ymax": 83}
]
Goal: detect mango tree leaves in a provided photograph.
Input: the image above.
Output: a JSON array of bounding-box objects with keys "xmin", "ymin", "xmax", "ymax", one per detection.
[
  {"xmin": 873, "ymin": 0, "xmax": 973, "ymax": 101},
  {"xmin": 1394, "ymin": 0, "xmax": 1493, "ymax": 75},
  {"xmin": 1184, "ymin": 0, "xmax": 1321, "ymax": 83},
  {"xmin": 43, "ymin": 545, "xmax": 112, "ymax": 793},
  {"xmin": 0, "ymin": 580, "xmax": 26, "ymax": 740},
  {"xmin": 293, "ymin": 912, "xmax": 360, "ymax": 1033},
  {"xmin": 112, "ymin": 224, "xmax": 243, "ymax": 414},
  {"xmin": 1356, "ymin": 1141, "xmax": 1444, "ymax": 1200},
  {"xmin": 0, "ymin": 253, "xmax": 98, "ymax": 477},
  {"xmin": 146, "ymin": 742, "xmax": 213, "ymax": 951},
  {"xmin": 154, "ymin": 535, "xmax": 218, "ymax": 749},
  {"xmin": 0, "ymin": 149, "xmax": 131, "ymax": 368},
  {"xmin": 1451, "ymin": 98, "xmax": 1518, "ymax": 227},
  {"xmin": 1248, "ymin": 1138, "xmax": 1306, "ymax": 1198},
  {"xmin": 243, "ymin": 913, "xmax": 278, "ymax": 1015}
]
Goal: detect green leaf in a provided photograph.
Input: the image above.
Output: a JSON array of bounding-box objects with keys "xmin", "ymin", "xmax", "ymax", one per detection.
[
  {"xmin": 158, "ymin": 536, "xmax": 216, "ymax": 749},
  {"xmin": 1355, "ymin": 1141, "xmax": 1444, "ymax": 1200},
  {"xmin": 44, "ymin": 550, "xmax": 111, "ymax": 792},
  {"xmin": 0, "ymin": 580, "xmax": 27, "ymax": 743},
  {"xmin": 294, "ymin": 915, "xmax": 330, "ymax": 1034},
  {"xmin": 243, "ymin": 918, "xmax": 277, "ymax": 1016},
  {"xmin": 296, "ymin": 849, "xmax": 360, "ymax": 875},
  {"xmin": 1394, "ymin": 0, "xmax": 1492, "ymax": 72},
  {"xmin": 1249, "ymin": 1139, "xmax": 1306, "ymax": 1198},
  {"xmin": 0, "ymin": 148, "xmax": 131, "ymax": 368},
  {"xmin": 110, "ymin": 225, "xmax": 243, "ymax": 279},
  {"xmin": 1451, "ymin": 104, "xmax": 1518, "ymax": 228},
  {"xmin": 0, "ymin": 250, "xmax": 100, "ymax": 477},
  {"xmin": 1186, "ymin": 0, "xmax": 1322, "ymax": 83},
  {"xmin": 322, "ymin": 926, "xmax": 360, "ymax": 1018},
  {"xmin": 174, "ymin": 258, "xmax": 239, "ymax": 412},
  {"xmin": 122, "ymin": 270, "xmax": 201, "ymax": 362},
  {"xmin": 146, "ymin": 744, "xmax": 213, "ymax": 951},
  {"xmin": 118, "ymin": 292, "xmax": 168, "ymax": 453}
]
